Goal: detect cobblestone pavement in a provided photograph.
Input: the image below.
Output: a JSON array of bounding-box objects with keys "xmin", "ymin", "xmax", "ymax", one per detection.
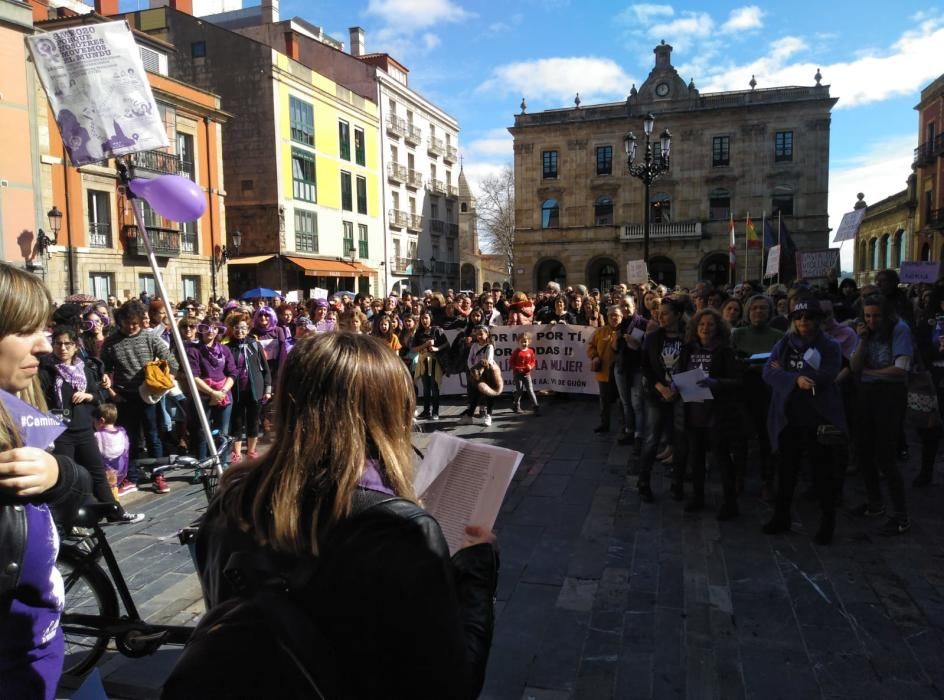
[{"xmin": 60, "ymin": 395, "xmax": 944, "ymax": 699}]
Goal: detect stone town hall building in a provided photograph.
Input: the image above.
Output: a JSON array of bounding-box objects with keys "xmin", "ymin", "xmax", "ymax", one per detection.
[{"xmin": 509, "ymin": 42, "xmax": 837, "ymax": 291}]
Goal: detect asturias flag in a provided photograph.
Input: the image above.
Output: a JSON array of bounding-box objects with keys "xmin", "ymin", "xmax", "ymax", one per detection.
[{"xmin": 746, "ymin": 213, "xmax": 761, "ymax": 249}]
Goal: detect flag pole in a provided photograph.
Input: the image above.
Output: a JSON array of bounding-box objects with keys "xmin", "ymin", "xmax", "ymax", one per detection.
[
  {"xmin": 760, "ymin": 211, "xmax": 766, "ymax": 281},
  {"xmin": 777, "ymin": 211, "xmax": 783, "ymax": 283},
  {"xmin": 743, "ymin": 212, "xmax": 748, "ymax": 285}
]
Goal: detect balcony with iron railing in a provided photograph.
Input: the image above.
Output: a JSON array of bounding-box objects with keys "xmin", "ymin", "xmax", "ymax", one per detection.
[
  {"xmin": 408, "ymin": 214, "xmax": 423, "ymax": 231},
  {"xmin": 123, "ymin": 224, "xmax": 181, "ymax": 257},
  {"xmin": 447, "ymin": 222, "xmax": 459, "ymax": 236},
  {"xmin": 427, "ymin": 136, "xmax": 444, "ymax": 157},
  {"xmin": 88, "ymin": 221, "xmax": 112, "ymax": 248},
  {"xmin": 130, "ymin": 149, "xmax": 184, "ymax": 176},
  {"xmin": 914, "ymin": 135, "xmax": 944, "ymax": 167},
  {"xmin": 179, "ymin": 159, "xmax": 195, "ymax": 180},
  {"xmin": 387, "ymin": 162, "xmax": 407, "ymax": 182},
  {"xmin": 430, "ymin": 218, "xmax": 445, "ymax": 233},
  {"xmin": 448, "ymin": 262, "xmax": 459, "ymax": 276},
  {"xmin": 388, "ymin": 209, "xmax": 409, "ymax": 228},
  {"xmin": 393, "ymin": 256, "xmax": 417, "ymax": 274},
  {"xmin": 406, "ymin": 169, "xmax": 423, "ymax": 189},
  {"xmin": 446, "ymin": 184, "xmax": 459, "ymax": 199},
  {"xmin": 620, "ymin": 222, "xmax": 703, "ymax": 241},
  {"xmin": 427, "ymin": 179, "xmax": 447, "ymax": 196},
  {"xmin": 386, "ymin": 116, "xmax": 406, "ymax": 138},
  {"xmin": 444, "ymin": 145, "xmax": 458, "ymax": 163},
  {"xmin": 180, "ymin": 229, "xmax": 198, "ymax": 254},
  {"xmin": 405, "ymin": 123, "xmax": 422, "ymax": 145}
]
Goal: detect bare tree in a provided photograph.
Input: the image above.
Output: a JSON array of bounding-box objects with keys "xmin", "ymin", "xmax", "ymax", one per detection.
[{"xmin": 475, "ymin": 165, "xmax": 515, "ymax": 273}]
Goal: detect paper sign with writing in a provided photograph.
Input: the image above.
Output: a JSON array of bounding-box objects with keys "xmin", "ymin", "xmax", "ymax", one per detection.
[
  {"xmin": 626, "ymin": 260, "xmax": 649, "ymax": 285},
  {"xmin": 833, "ymin": 208, "xmax": 865, "ymax": 243},
  {"xmin": 311, "ymin": 288, "xmax": 328, "ymax": 300},
  {"xmin": 764, "ymin": 245, "xmax": 780, "ymax": 278},
  {"xmin": 900, "ymin": 261, "xmax": 941, "ymax": 284},
  {"xmin": 284, "ymin": 290, "xmax": 299, "ymax": 303},
  {"xmin": 0, "ymin": 389, "xmax": 66, "ymax": 449},
  {"xmin": 27, "ymin": 22, "xmax": 168, "ymax": 166},
  {"xmin": 795, "ymin": 249, "xmax": 839, "ymax": 279}
]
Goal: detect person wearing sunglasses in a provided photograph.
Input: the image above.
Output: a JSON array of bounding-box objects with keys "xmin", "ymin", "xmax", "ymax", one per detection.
[
  {"xmin": 226, "ymin": 318, "xmax": 271, "ymax": 463},
  {"xmin": 762, "ymin": 294, "xmax": 846, "ymax": 544},
  {"xmin": 186, "ymin": 322, "xmax": 236, "ymax": 467}
]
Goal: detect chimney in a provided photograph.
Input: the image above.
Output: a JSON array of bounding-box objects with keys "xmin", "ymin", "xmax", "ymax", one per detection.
[
  {"xmin": 95, "ymin": 0, "xmax": 120, "ymax": 15},
  {"xmin": 349, "ymin": 26, "xmax": 365, "ymax": 57},
  {"xmin": 168, "ymin": 0, "xmax": 193, "ymax": 14},
  {"xmin": 261, "ymin": 0, "xmax": 279, "ymax": 23},
  {"xmin": 284, "ymin": 32, "xmax": 299, "ymax": 60}
]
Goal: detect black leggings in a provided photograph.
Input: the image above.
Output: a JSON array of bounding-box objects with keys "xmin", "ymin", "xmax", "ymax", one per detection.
[
  {"xmin": 55, "ymin": 428, "xmax": 122, "ymax": 509},
  {"xmin": 231, "ymin": 389, "xmax": 261, "ymax": 439},
  {"xmin": 686, "ymin": 426, "xmax": 736, "ymax": 505},
  {"xmin": 774, "ymin": 425, "xmax": 841, "ymax": 528}
]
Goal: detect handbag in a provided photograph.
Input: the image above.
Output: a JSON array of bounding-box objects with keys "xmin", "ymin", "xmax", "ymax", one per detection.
[
  {"xmin": 907, "ymin": 369, "xmax": 942, "ymax": 430},
  {"xmin": 143, "ymin": 359, "xmax": 174, "ymax": 391}
]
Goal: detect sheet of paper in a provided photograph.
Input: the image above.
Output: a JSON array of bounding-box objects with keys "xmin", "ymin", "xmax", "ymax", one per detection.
[
  {"xmin": 416, "ymin": 432, "xmax": 522, "ymax": 555},
  {"xmin": 671, "ymin": 368, "xmax": 714, "ymax": 403},
  {"xmin": 803, "ymin": 347, "xmax": 822, "ymax": 370},
  {"xmin": 630, "ymin": 327, "xmax": 645, "ymax": 341}
]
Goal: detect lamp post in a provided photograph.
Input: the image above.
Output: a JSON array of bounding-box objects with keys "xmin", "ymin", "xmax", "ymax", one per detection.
[
  {"xmin": 624, "ymin": 114, "xmax": 672, "ymax": 265},
  {"xmin": 31, "ymin": 206, "xmax": 63, "ymax": 280},
  {"xmin": 214, "ymin": 229, "xmax": 240, "ymax": 301}
]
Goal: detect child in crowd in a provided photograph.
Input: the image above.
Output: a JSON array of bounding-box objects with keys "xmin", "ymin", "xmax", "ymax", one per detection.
[
  {"xmin": 511, "ymin": 332, "xmax": 540, "ymax": 415},
  {"xmin": 94, "ymin": 402, "xmax": 133, "ymax": 497},
  {"xmin": 459, "ymin": 325, "xmax": 498, "ymax": 427}
]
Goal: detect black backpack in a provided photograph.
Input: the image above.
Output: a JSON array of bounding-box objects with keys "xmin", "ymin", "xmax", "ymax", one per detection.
[{"xmin": 162, "ymin": 491, "xmax": 402, "ymax": 700}]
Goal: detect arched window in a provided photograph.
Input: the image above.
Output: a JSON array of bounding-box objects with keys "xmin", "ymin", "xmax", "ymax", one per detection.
[
  {"xmin": 879, "ymin": 234, "xmax": 890, "ymax": 270},
  {"xmin": 587, "ymin": 257, "xmax": 618, "ymax": 290},
  {"xmin": 867, "ymin": 238, "xmax": 877, "ymax": 271},
  {"xmin": 594, "ymin": 196, "xmax": 613, "ymax": 225},
  {"xmin": 708, "ymin": 188, "xmax": 730, "ymax": 220},
  {"xmin": 460, "ymin": 202, "xmax": 468, "ymax": 213},
  {"xmin": 650, "ymin": 192, "xmax": 671, "ymax": 223},
  {"xmin": 921, "ymin": 242, "xmax": 931, "ymax": 262},
  {"xmin": 541, "ymin": 199, "xmax": 559, "ymax": 228},
  {"xmin": 649, "ymin": 256, "xmax": 676, "ymax": 287},
  {"xmin": 893, "ymin": 229, "xmax": 905, "ymax": 267},
  {"xmin": 700, "ymin": 253, "xmax": 729, "ymax": 288},
  {"xmin": 857, "ymin": 240, "xmax": 867, "ymax": 273},
  {"xmin": 536, "ymin": 259, "xmax": 566, "ymax": 289}
]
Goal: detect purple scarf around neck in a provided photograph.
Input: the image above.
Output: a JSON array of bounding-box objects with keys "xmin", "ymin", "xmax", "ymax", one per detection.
[{"xmin": 54, "ymin": 358, "xmax": 87, "ymax": 408}]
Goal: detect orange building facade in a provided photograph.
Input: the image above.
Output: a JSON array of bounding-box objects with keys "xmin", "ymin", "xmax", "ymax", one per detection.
[{"xmin": 15, "ymin": 2, "xmax": 230, "ymax": 303}]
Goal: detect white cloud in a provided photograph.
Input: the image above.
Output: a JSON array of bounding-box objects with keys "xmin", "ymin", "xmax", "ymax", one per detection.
[
  {"xmin": 721, "ymin": 6, "xmax": 763, "ymax": 33},
  {"xmin": 488, "ymin": 21, "xmax": 511, "ymax": 33},
  {"xmin": 477, "ymin": 57, "xmax": 636, "ymax": 104},
  {"xmin": 698, "ymin": 18, "xmax": 944, "ymax": 109},
  {"xmin": 829, "ymin": 133, "xmax": 915, "ymax": 269},
  {"xmin": 465, "ymin": 128, "xmax": 513, "ymax": 159},
  {"xmin": 649, "ymin": 11, "xmax": 713, "ymax": 39},
  {"xmin": 365, "ymin": 0, "xmax": 473, "ymax": 29},
  {"xmin": 622, "ymin": 3, "xmax": 674, "ymax": 24},
  {"xmin": 422, "ymin": 32, "xmax": 440, "ymax": 50},
  {"xmin": 463, "ymin": 162, "xmax": 510, "ymax": 195}
]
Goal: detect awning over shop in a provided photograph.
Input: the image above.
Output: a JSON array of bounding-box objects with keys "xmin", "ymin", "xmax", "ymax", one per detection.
[
  {"xmin": 227, "ymin": 254, "xmax": 276, "ymax": 266},
  {"xmin": 286, "ymin": 256, "xmax": 376, "ymax": 276}
]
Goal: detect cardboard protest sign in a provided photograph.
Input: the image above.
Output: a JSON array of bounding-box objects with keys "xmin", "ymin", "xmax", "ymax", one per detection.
[
  {"xmin": 0, "ymin": 390, "xmax": 66, "ymax": 449},
  {"xmin": 900, "ymin": 261, "xmax": 940, "ymax": 284},
  {"xmin": 765, "ymin": 245, "xmax": 781, "ymax": 278},
  {"xmin": 795, "ymin": 249, "xmax": 839, "ymax": 279},
  {"xmin": 626, "ymin": 260, "xmax": 649, "ymax": 285},
  {"xmin": 26, "ymin": 22, "xmax": 168, "ymax": 165}
]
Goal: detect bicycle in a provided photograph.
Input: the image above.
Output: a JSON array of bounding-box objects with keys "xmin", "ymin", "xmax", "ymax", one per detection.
[{"xmin": 56, "ymin": 441, "xmax": 228, "ymax": 678}]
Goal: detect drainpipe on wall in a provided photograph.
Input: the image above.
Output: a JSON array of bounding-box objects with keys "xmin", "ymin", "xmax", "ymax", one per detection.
[{"xmin": 204, "ymin": 115, "xmax": 218, "ymax": 302}]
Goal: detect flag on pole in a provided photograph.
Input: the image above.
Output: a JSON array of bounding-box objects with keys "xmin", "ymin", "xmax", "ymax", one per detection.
[
  {"xmin": 746, "ymin": 213, "xmax": 761, "ymax": 249},
  {"xmin": 729, "ymin": 213, "xmax": 737, "ymax": 276}
]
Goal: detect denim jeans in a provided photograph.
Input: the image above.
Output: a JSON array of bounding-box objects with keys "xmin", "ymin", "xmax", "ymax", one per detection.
[
  {"xmin": 637, "ymin": 397, "xmax": 684, "ymax": 486},
  {"xmin": 118, "ymin": 391, "xmax": 163, "ymax": 461},
  {"xmin": 195, "ymin": 399, "xmax": 233, "ymax": 465},
  {"xmin": 629, "ymin": 372, "xmax": 646, "ymax": 438}
]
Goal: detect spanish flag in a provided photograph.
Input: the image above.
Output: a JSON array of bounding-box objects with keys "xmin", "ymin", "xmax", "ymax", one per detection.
[{"xmin": 746, "ymin": 213, "xmax": 761, "ymax": 249}]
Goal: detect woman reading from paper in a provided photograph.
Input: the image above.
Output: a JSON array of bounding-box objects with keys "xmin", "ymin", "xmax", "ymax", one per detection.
[
  {"xmin": 0, "ymin": 262, "xmax": 90, "ymax": 699},
  {"xmin": 165, "ymin": 332, "xmax": 498, "ymax": 699}
]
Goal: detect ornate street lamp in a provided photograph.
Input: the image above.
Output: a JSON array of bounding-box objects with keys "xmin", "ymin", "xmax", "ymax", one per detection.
[
  {"xmin": 216, "ymin": 228, "xmax": 241, "ymax": 269},
  {"xmin": 624, "ymin": 113, "xmax": 672, "ymax": 265}
]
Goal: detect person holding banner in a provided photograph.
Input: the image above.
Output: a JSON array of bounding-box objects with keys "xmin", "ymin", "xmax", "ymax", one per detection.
[
  {"xmin": 587, "ymin": 306, "xmax": 623, "ymax": 434},
  {"xmin": 0, "ymin": 262, "xmax": 91, "ymax": 699},
  {"xmin": 412, "ymin": 311, "xmax": 450, "ymax": 421}
]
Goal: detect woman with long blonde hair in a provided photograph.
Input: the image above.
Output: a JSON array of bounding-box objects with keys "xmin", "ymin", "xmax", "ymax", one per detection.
[
  {"xmin": 0, "ymin": 262, "xmax": 90, "ymax": 698},
  {"xmin": 167, "ymin": 332, "xmax": 498, "ymax": 698}
]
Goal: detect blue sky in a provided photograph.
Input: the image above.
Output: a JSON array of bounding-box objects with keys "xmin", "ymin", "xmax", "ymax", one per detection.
[{"xmin": 126, "ymin": 1, "xmax": 944, "ymax": 268}]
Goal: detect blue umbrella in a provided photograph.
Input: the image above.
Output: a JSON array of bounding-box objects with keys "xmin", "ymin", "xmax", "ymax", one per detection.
[{"xmin": 238, "ymin": 287, "xmax": 278, "ymax": 300}]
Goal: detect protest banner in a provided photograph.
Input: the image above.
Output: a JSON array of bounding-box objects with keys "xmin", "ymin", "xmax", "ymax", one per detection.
[
  {"xmin": 764, "ymin": 245, "xmax": 780, "ymax": 278},
  {"xmin": 833, "ymin": 209, "xmax": 865, "ymax": 243},
  {"xmin": 26, "ymin": 22, "xmax": 168, "ymax": 165},
  {"xmin": 795, "ymin": 249, "xmax": 839, "ymax": 279},
  {"xmin": 431, "ymin": 324, "xmax": 597, "ymax": 396},
  {"xmin": 626, "ymin": 260, "xmax": 649, "ymax": 285},
  {"xmin": 900, "ymin": 261, "xmax": 941, "ymax": 284}
]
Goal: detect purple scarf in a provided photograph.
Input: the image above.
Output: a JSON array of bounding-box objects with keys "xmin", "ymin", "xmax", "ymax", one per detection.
[
  {"xmin": 359, "ymin": 458, "xmax": 395, "ymax": 495},
  {"xmin": 54, "ymin": 358, "xmax": 86, "ymax": 409}
]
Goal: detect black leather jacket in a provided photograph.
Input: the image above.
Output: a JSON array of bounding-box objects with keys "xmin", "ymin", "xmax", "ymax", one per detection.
[
  {"xmin": 0, "ymin": 454, "xmax": 90, "ymax": 596},
  {"xmin": 186, "ymin": 487, "xmax": 499, "ymax": 699}
]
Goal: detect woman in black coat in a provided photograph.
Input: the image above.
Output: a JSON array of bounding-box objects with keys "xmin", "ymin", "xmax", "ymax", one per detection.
[
  {"xmin": 675, "ymin": 309, "xmax": 743, "ymax": 518},
  {"xmin": 226, "ymin": 316, "xmax": 272, "ymax": 462}
]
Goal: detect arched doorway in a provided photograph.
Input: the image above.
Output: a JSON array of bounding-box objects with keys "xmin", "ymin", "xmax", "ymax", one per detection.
[
  {"xmin": 536, "ymin": 259, "xmax": 567, "ymax": 290},
  {"xmin": 649, "ymin": 256, "xmax": 676, "ymax": 288},
  {"xmin": 587, "ymin": 257, "xmax": 618, "ymax": 292},
  {"xmin": 700, "ymin": 253, "xmax": 730, "ymax": 288},
  {"xmin": 922, "ymin": 242, "xmax": 931, "ymax": 261},
  {"xmin": 460, "ymin": 263, "xmax": 477, "ymax": 291}
]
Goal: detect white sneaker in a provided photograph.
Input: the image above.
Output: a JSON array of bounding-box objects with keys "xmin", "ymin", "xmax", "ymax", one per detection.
[
  {"xmin": 458, "ymin": 414, "xmax": 473, "ymax": 425},
  {"xmin": 483, "ymin": 414, "xmax": 492, "ymax": 427}
]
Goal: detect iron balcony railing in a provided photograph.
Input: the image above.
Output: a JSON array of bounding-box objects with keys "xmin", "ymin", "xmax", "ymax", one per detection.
[
  {"xmin": 444, "ymin": 145, "xmax": 458, "ymax": 163},
  {"xmin": 124, "ymin": 225, "xmax": 181, "ymax": 257},
  {"xmin": 88, "ymin": 221, "xmax": 112, "ymax": 248},
  {"xmin": 407, "ymin": 169, "xmax": 423, "ymax": 189},
  {"xmin": 131, "ymin": 149, "xmax": 183, "ymax": 176},
  {"xmin": 427, "ymin": 136, "xmax": 444, "ymax": 157},
  {"xmin": 427, "ymin": 179, "xmax": 447, "ymax": 196},
  {"xmin": 386, "ymin": 116, "xmax": 406, "ymax": 138},
  {"xmin": 620, "ymin": 222, "xmax": 703, "ymax": 241},
  {"xmin": 405, "ymin": 124, "xmax": 422, "ymax": 144},
  {"xmin": 447, "ymin": 184, "xmax": 459, "ymax": 199},
  {"xmin": 388, "ymin": 209, "xmax": 409, "ymax": 228},
  {"xmin": 393, "ymin": 256, "xmax": 416, "ymax": 274},
  {"xmin": 408, "ymin": 214, "xmax": 423, "ymax": 231},
  {"xmin": 181, "ymin": 229, "xmax": 198, "ymax": 254},
  {"xmin": 447, "ymin": 222, "xmax": 459, "ymax": 236},
  {"xmin": 430, "ymin": 219, "xmax": 445, "ymax": 233},
  {"xmin": 387, "ymin": 162, "xmax": 407, "ymax": 182},
  {"xmin": 914, "ymin": 135, "xmax": 944, "ymax": 167}
]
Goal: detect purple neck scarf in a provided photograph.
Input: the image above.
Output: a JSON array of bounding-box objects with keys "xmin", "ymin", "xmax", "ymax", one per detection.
[
  {"xmin": 359, "ymin": 458, "xmax": 396, "ymax": 495},
  {"xmin": 54, "ymin": 358, "xmax": 86, "ymax": 408}
]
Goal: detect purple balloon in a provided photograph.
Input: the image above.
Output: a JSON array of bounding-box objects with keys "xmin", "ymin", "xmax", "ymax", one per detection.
[{"xmin": 129, "ymin": 175, "xmax": 206, "ymax": 222}]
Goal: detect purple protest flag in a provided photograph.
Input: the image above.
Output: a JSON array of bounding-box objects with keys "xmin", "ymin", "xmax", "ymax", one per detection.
[{"xmin": 0, "ymin": 389, "xmax": 66, "ymax": 449}]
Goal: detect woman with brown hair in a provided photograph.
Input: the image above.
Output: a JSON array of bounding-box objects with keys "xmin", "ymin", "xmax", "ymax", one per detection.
[{"xmin": 167, "ymin": 332, "xmax": 498, "ymax": 698}]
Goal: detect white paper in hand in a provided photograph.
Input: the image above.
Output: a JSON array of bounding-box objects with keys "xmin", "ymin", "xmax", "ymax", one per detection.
[
  {"xmin": 671, "ymin": 368, "xmax": 714, "ymax": 403},
  {"xmin": 803, "ymin": 347, "xmax": 822, "ymax": 370},
  {"xmin": 415, "ymin": 432, "xmax": 522, "ymax": 555}
]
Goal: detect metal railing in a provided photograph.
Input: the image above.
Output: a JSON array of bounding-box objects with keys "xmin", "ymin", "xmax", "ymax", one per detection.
[
  {"xmin": 444, "ymin": 145, "xmax": 458, "ymax": 163},
  {"xmin": 427, "ymin": 136, "xmax": 444, "ymax": 156},
  {"xmin": 447, "ymin": 222, "xmax": 459, "ymax": 236},
  {"xmin": 430, "ymin": 219, "xmax": 445, "ymax": 233},
  {"xmin": 387, "ymin": 162, "xmax": 407, "ymax": 182},
  {"xmin": 131, "ymin": 150, "xmax": 183, "ymax": 176},
  {"xmin": 427, "ymin": 179, "xmax": 447, "ymax": 196},
  {"xmin": 620, "ymin": 222, "xmax": 702, "ymax": 241},
  {"xmin": 88, "ymin": 221, "xmax": 112, "ymax": 248},
  {"xmin": 179, "ymin": 159, "xmax": 195, "ymax": 180},
  {"xmin": 407, "ymin": 169, "xmax": 423, "ymax": 189},
  {"xmin": 124, "ymin": 225, "xmax": 181, "ymax": 257},
  {"xmin": 388, "ymin": 209, "xmax": 409, "ymax": 228},
  {"xmin": 405, "ymin": 124, "xmax": 422, "ymax": 144},
  {"xmin": 914, "ymin": 135, "xmax": 944, "ymax": 166},
  {"xmin": 393, "ymin": 256, "xmax": 415, "ymax": 274},
  {"xmin": 181, "ymin": 229, "xmax": 198, "ymax": 254},
  {"xmin": 386, "ymin": 116, "xmax": 406, "ymax": 138},
  {"xmin": 408, "ymin": 214, "xmax": 423, "ymax": 231},
  {"xmin": 447, "ymin": 184, "xmax": 459, "ymax": 198}
]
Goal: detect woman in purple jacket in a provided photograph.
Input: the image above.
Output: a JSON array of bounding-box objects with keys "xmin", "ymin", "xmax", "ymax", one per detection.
[{"xmin": 186, "ymin": 322, "xmax": 236, "ymax": 465}]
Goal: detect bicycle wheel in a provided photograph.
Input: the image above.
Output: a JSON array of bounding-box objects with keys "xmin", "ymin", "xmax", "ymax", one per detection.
[{"xmin": 57, "ymin": 546, "xmax": 119, "ymax": 677}]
